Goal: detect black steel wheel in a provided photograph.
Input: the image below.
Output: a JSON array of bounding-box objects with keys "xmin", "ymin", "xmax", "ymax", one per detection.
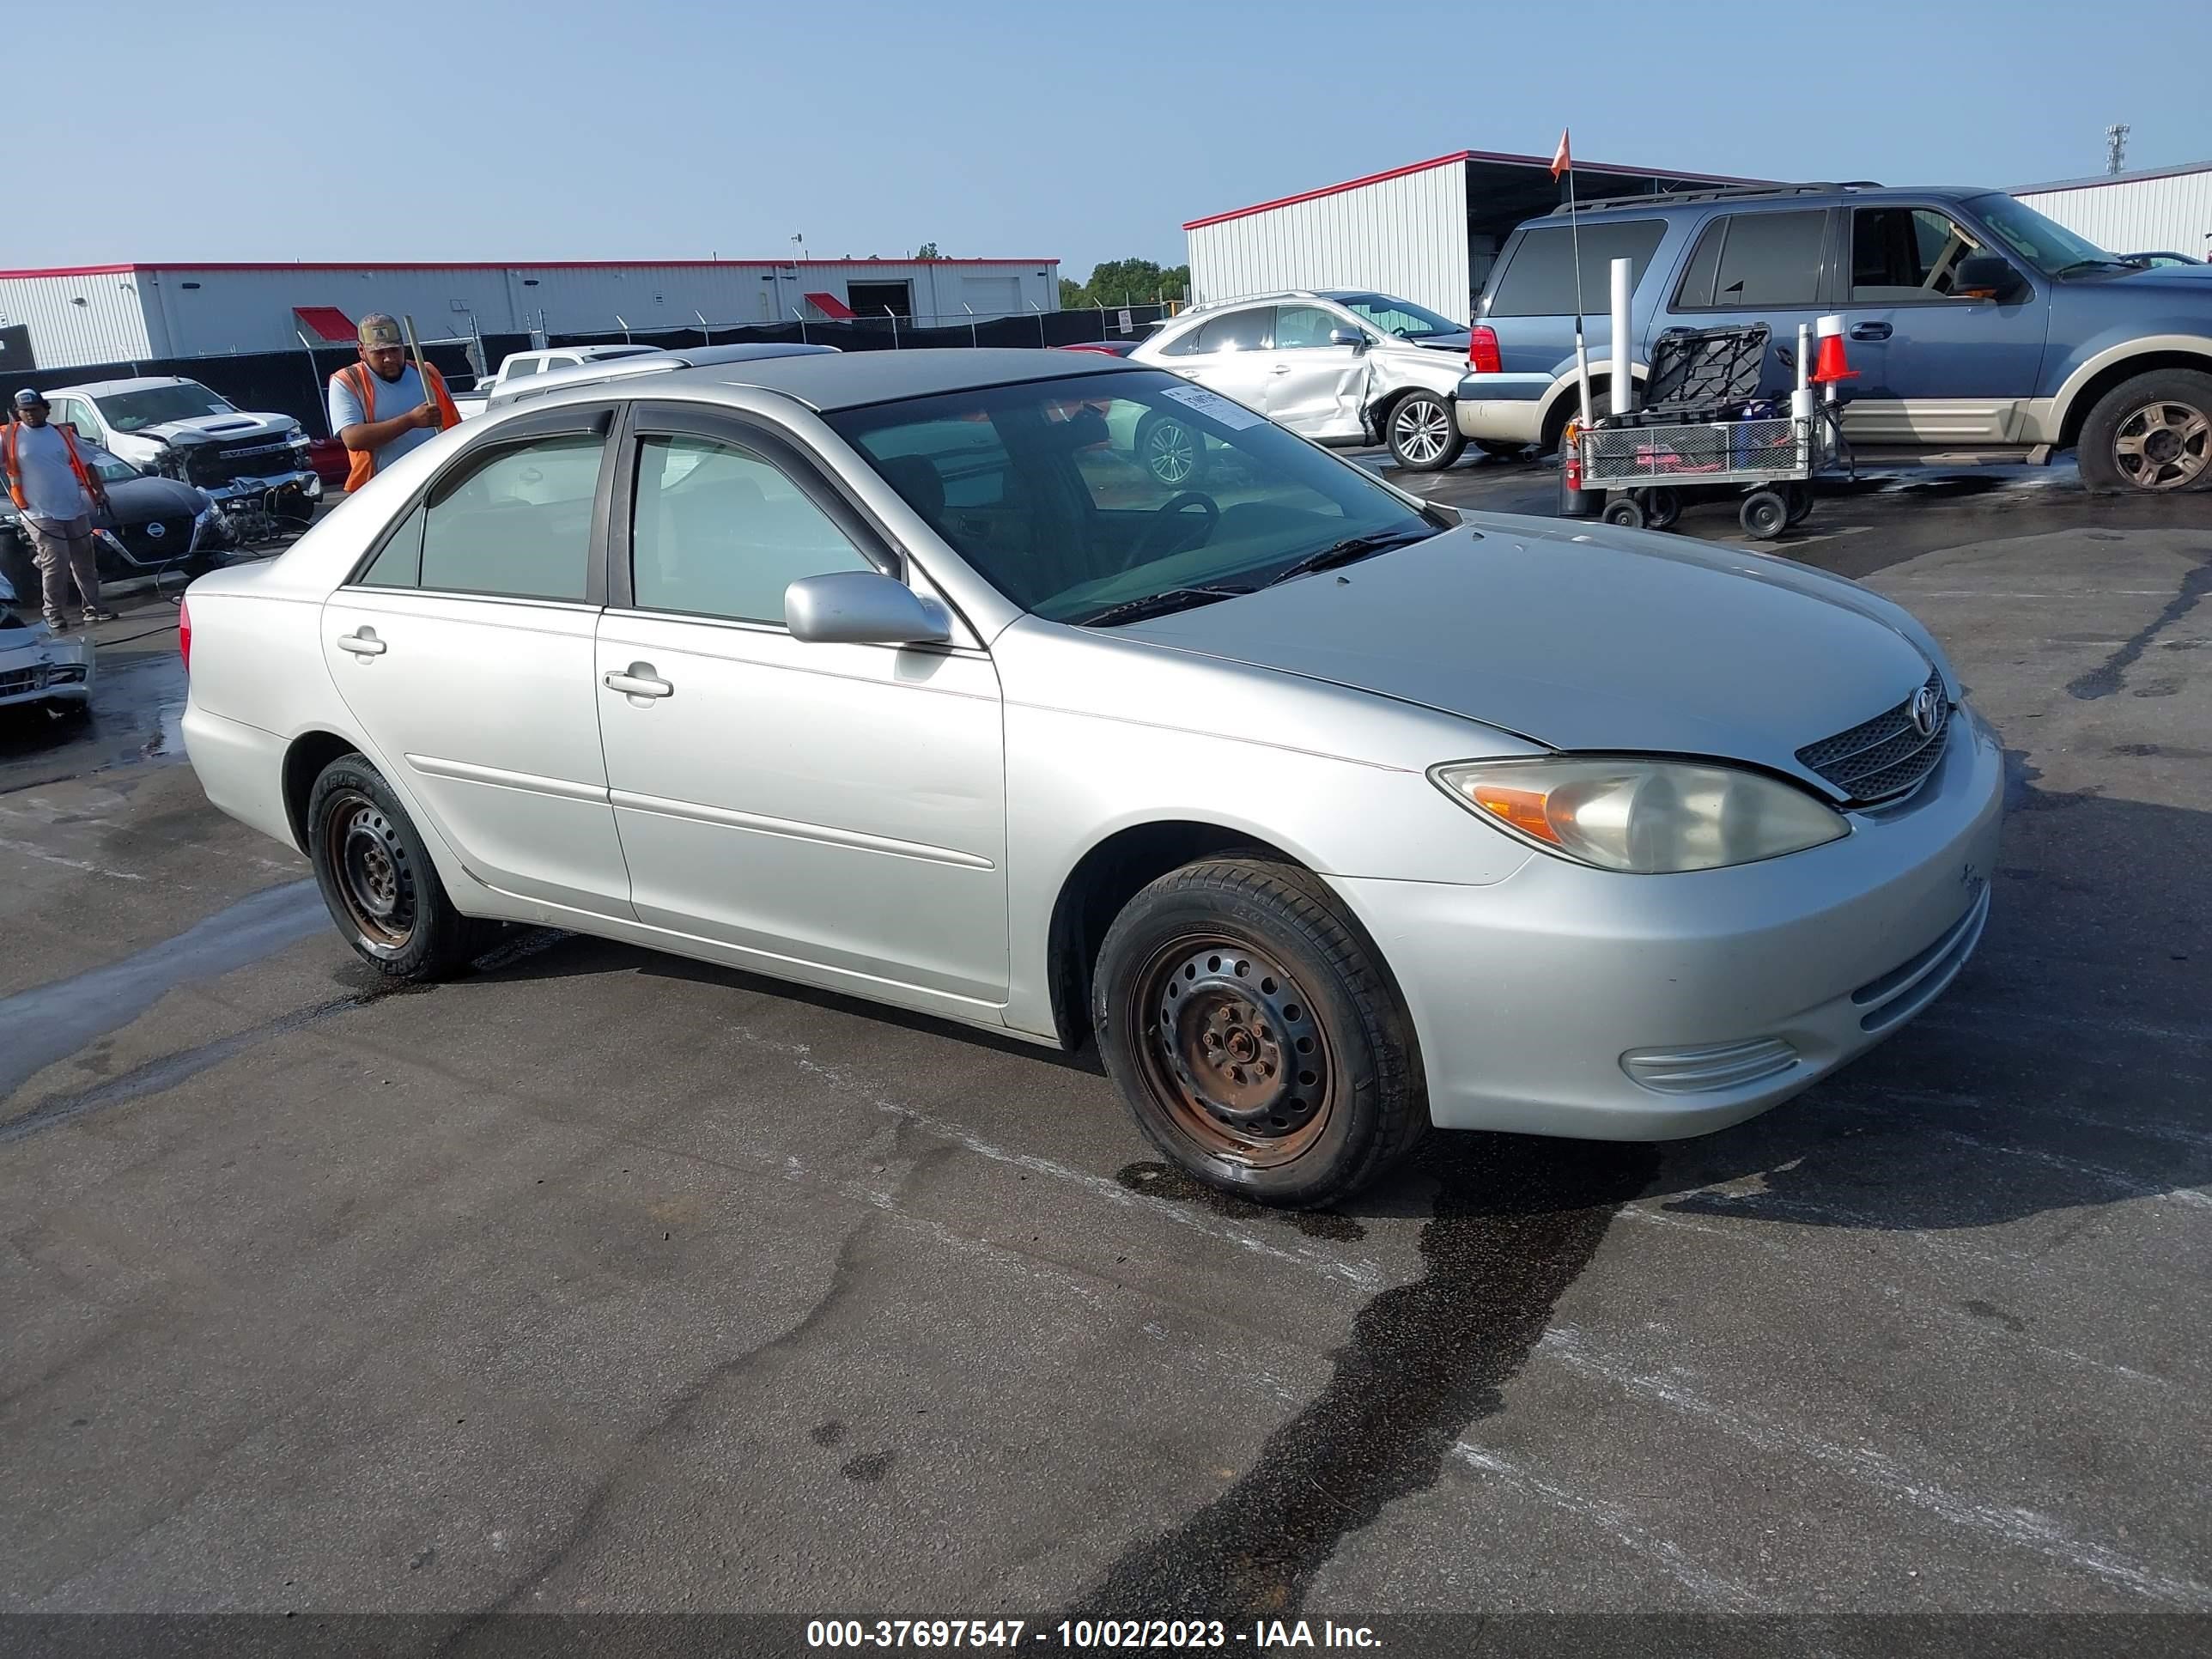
[
  {"xmin": 1638, "ymin": 486, "xmax": 1682, "ymax": 530},
  {"xmin": 1783, "ymin": 481, "xmax": 1815, "ymax": 526},
  {"xmin": 1093, "ymin": 858, "xmax": 1426, "ymax": 1207},
  {"xmin": 306, "ymin": 753, "xmax": 493, "ymax": 980},
  {"xmin": 1740, "ymin": 489, "xmax": 1790, "ymax": 540},
  {"xmin": 1386, "ymin": 391, "xmax": 1465, "ymax": 471},
  {"xmin": 1134, "ymin": 412, "xmax": 1208, "ymax": 488},
  {"xmin": 1601, "ymin": 497, "xmax": 1646, "ymax": 529}
]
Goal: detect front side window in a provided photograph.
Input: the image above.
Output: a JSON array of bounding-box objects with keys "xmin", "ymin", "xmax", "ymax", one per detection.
[
  {"xmin": 630, "ymin": 434, "xmax": 876, "ymax": 624},
  {"xmin": 1850, "ymin": 208, "xmax": 1984, "ymax": 300},
  {"xmin": 415, "ymin": 432, "xmax": 604, "ymax": 600},
  {"xmin": 1964, "ymin": 193, "xmax": 2116, "ymax": 276},
  {"xmin": 96, "ymin": 380, "xmax": 237, "ymax": 432},
  {"xmin": 505, "ymin": 358, "xmax": 543, "ymax": 379},
  {"xmin": 1486, "ymin": 220, "xmax": 1667, "ymax": 318},
  {"xmin": 1273, "ymin": 305, "xmax": 1347, "ymax": 349},
  {"xmin": 829, "ymin": 368, "xmax": 1437, "ymax": 626}
]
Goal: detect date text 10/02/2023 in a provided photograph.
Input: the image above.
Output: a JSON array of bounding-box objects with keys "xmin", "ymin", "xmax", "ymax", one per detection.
[{"xmin": 804, "ymin": 1620, "xmax": 1383, "ymax": 1650}]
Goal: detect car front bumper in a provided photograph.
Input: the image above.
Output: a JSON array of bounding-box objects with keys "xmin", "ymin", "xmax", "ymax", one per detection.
[
  {"xmin": 0, "ymin": 637, "xmax": 94, "ymax": 709},
  {"xmin": 1328, "ymin": 703, "xmax": 2005, "ymax": 1140},
  {"xmin": 200, "ymin": 467, "xmax": 321, "ymax": 507}
]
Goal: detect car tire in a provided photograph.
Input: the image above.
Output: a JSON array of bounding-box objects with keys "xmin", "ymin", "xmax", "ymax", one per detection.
[
  {"xmin": 1740, "ymin": 489, "xmax": 1790, "ymax": 539},
  {"xmin": 1133, "ymin": 411, "xmax": 1209, "ymax": 489},
  {"xmin": 1386, "ymin": 391, "xmax": 1466, "ymax": 471},
  {"xmin": 307, "ymin": 753, "xmax": 493, "ymax": 981},
  {"xmin": 1783, "ymin": 481, "xmax": 1815, "ymax": 526},
  {"xmin": 1601, "ymin": 497, "xmax": 1646, "ymax": 529},
  {"xmin": 1092, "ymin": 857, "xmax": 1427, "ymax": 1209},
  {"xmin": 1638, "ymin": 485, "xmax": 1681, "ymax": 530},
  {"xmin": 2076, "ymin": 368, "xmax": 2212, "ymax": 493}
]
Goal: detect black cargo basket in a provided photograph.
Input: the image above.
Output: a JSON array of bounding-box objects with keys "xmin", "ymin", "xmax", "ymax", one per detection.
[{"xmin": 1599, "ymin": 325, "xmax": 1780, "ymax": 428}]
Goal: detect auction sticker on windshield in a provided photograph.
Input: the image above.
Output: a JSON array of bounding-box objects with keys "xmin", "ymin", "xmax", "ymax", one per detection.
[{"xmin": 1158, "ymin": 384, "xmax": 1264, "ymax": 430}]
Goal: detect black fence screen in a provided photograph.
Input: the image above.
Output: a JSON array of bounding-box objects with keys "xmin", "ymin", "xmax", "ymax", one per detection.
[{"xmin": 9, "ymin": 306, "xmax": 1175, "ymax": 434}]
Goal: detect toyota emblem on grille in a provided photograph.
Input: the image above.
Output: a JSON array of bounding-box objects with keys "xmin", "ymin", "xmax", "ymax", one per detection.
[
  {"xmin": 145, "ymin": 520, "xmax": 167, "ymax": 538},
  {"xmin": 1911, "ymin": 684, "xmax": 1943, "ymax": 738}
]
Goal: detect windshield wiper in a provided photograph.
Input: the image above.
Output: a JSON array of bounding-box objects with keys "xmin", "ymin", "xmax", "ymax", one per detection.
[
  {"xmin": 2054, "ymin": 258, "xmax": 2129, "ymax": 276},
  {"xmin": 1261, "ymin": 528, "xmax": 1435, "ymax": 588},
  {"xmin": 1078, "ymin": 584, "xmax": 1256, "ymax": 628}
]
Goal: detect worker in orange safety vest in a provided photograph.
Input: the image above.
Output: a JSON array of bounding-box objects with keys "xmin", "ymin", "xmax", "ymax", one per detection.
[
  {"xmin": 4, "ymin": 387, "xmax": 114, "ymax": 629},
  {"xmin": 327, "ymin": 313, "xmax": 461, "ymax": 492}
]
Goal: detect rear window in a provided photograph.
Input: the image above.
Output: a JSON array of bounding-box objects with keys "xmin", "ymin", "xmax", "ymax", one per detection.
[{"xmin": 1485, "ymin": 220, "xmax": 1667, "ymax": 319}]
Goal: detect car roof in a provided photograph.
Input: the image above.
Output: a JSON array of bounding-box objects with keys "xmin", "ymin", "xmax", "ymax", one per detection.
[
  {"xmin": 513, "ymin": 346, "xmax": 1133, "ymax": 413},
  {"xmin": 42, "ymin": 375, "xmax": 200, "ymax": 398}
]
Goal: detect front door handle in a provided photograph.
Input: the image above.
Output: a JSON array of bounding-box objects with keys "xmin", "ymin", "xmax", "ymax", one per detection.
[
  {"xmin": 1850, "ymin": 322, "xmax": 1893, "ymax": 342},
  {"xmin": 1269, "ymin": 364, "xmax": 1293, "ymax": 374},
  {"xmin": 603, "ymin": 663, "xmax": 673, "ymax": 700},
  {"xmin": 336, "ymin": 629, "xmax": 386, "ymax": 656}
]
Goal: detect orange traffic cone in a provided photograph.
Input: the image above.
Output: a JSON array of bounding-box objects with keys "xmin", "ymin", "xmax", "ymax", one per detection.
[{"xmin": 1812, "ymin": 313, "xmax": 1856, "ymax": 385}]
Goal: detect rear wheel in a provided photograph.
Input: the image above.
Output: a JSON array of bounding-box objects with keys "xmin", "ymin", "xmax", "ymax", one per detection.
[
  {"xmin": 1638, "ymin": 486, "xmax": 1681, "ymax": 530},
  {"xmin": 1133, "ymin": 411, "xmax": 1208, "ymax": 488},
  {"xmin": 307, "ymin": 754, "xmax": 492, "ymax": 980},
  {"xmin": 1740, "ymin": 489, "xmax": 1790, "ymax": 539},
  {"xmin": 2076, "ymin": 369, "xmax": 2212, "ymax": 493},
  {"xmin": 1783, "ymin": 481, "xmax": 1815, "ymax": 526},
  {"xmin": 1386, "ymin": 391, "xmax": 1466, "ymax": 471},
  {"xmin": 1093, "ymin": 859, "xmax": 1426, "ymax": 1208},
  {"xmin": 1601, "ymin": 497, "xmax": 1646, "ymax": 529}
]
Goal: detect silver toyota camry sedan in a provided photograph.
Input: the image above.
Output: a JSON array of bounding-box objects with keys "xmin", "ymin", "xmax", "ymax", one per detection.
[{"xmin": 180, "ymin": 349, "xmax": 2002, "ymax": 1206}]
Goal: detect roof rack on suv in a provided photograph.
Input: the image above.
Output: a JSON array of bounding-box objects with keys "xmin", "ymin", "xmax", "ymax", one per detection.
[{"xmin": 1553, "ymin": 180, "xmax": 1885, "ymax": 215}]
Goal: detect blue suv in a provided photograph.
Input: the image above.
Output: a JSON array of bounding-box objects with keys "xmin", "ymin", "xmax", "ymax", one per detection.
[{"xmin": 1454, "ymin": 182, "xmax": 2212, "ymax": 493}]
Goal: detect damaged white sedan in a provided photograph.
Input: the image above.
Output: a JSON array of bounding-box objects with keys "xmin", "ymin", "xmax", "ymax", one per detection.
[{"xmin": 0, "ymin": 575, "xmax": 94, "ymax": 720}]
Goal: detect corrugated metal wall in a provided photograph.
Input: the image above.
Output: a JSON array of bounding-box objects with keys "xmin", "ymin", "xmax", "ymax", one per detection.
[
  {"xmin": 1188, "ymin": 160, "xmax": 1473, "ymax": 324},
  {"xmin": 0, "ymin": 262, "xmax": 1060, "ymax": 368},
  {"xmin": 2015, "ymin": 169, "xmax": 2212, "ymax": 259},
  {"xmin": 0, "ymin": 273, "xmax": 154, "ymax": 369}
]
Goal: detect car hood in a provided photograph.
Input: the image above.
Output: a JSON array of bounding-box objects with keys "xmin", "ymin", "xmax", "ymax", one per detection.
[
  {"xmin": 1112, "ymin": 518, "xmax": 1938, "ymax": 791},
  {"xmin": 134, "ymin": 412, "xmax": 295, "ymax": 446},
  {"xmin": 102, "ymin": 474, "xmax": 205, "ymax": 521}
]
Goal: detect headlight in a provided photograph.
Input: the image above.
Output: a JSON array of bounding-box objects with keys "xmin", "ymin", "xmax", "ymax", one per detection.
[
  {"xmin": 1431, "ymin": 757, "xmax": 1848, "ymax": 874},
  {"xmin": 287, "ymin": 424, "xmax": 310, "ymax": 447}
]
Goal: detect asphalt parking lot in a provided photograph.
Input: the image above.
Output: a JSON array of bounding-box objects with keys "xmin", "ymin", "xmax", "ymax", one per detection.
[{"xmin": 3, "ymin": 464, "xmax": 2209, "ymax": 1651}]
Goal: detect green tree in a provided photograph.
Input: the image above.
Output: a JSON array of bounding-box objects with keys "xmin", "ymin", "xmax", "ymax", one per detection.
[
  {"xmin": 915, "ymin": 241, "xmax": 941, "ymax": 260},
  {"xmin": 1061, "ymin": 258, "xmax": 1191, "ymax": 311}
]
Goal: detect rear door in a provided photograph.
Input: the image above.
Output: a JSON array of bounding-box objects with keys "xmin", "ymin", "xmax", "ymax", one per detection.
[
  {"xmin": 1263, "ymin": 303, "xmax": 1369, "ymax": 438},
  {"xmin": 319, "ymin": 404, "xmax": 633, "ymax": 919},
  {"xmin": 1157, "ymin": 306, "xmax": 1277, "ymax": 412},
  {"xmin": 1837, "ymin": 202, "xmax": 2048, "ymax": 442}
]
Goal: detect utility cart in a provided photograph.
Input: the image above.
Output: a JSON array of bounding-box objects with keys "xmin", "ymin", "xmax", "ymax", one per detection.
[{"xmin": 1574, "ymin": 324, "xmax": 1831, "ymax": 539}]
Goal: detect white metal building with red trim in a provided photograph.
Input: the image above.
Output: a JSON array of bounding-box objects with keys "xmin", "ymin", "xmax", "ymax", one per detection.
[
  {"xmin": 0, "ymin": 257, "xmax": 1060, "ymax": 371},
  {"xmin": 1183, "ymin": 149, "xmax": 1773, "ymax": 325},
  {"xmin": 2011, "ymin": 160, "xmax": 2212, "ymax": 262}
]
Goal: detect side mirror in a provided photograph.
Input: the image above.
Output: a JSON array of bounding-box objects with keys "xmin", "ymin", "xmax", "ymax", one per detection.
[
  {"xmin": 1328, "ymin": 327, "xmax": 1369, "ymax": 351},
  {"xmin": 1952, "ymin": 252, "xmax": 2027, "ymax": 302},
  {"xmin": 785, "ymin": 569, "xmax": 951, "ymax": 647}
]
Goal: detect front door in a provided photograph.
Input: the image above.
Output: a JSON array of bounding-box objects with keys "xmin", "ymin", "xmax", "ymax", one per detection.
[
  {"xmin": 320, "ymin": 410, "xmax": 633, "ymax": 918},
  {"xmin": 1837, "ymin": 204, "xmax": 2049, "ymax": 443},
  {"xmin": 1264, "ymin": 304, "xmax": 1370, "ymax": 439},
  {"xmin": 592, "ymin": 409, "xmax": 1009, "ymax": 1012}
]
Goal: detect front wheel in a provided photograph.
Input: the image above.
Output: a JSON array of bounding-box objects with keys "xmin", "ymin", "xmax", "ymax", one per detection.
[
  {"xmin": 1386, "ymin": 391, "xmax": 1466, "ymax": 471},
  {"xmin": 2076, "ymin": 368, "xmax": 2212, "ymax": 493},
  {"xmin": 1092, "ymin": 859, "xmax": 1427, "ymax": 1208},
  {"xmin": 1740, "ymin": 489, "xmax": 1790, "ymax": 539},
  {"xmin": 307, "ymin": 753, "xmax": 492, "ymax": 980},
  {"xmin": 1133, "ymin": 411, "xmax": 1208, "ymax": 488},
  {"xmin": 1601, "ymin": 497, "xmax": 1646, "ymax": 529}
]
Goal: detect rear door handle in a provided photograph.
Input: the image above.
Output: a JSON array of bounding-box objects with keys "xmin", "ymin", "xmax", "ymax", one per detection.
[
  {"xmin": 603, "ymin": 663, "xmax": 673, "ymax": 700},
  {"xmin": 336, "ymin": 629, "xmax": 386, "ymax": 656},
  {"xmin": 1850, "ymin": 322, "xmax": 1893, "ymax": 342}
]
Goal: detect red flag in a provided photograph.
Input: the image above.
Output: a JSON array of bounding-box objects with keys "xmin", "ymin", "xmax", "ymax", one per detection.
[{"xmin": 1550, "ymin": 129, "xmax": 1571, "ymax": 179}]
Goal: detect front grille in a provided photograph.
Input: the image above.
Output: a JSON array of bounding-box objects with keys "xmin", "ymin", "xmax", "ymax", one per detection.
[
  {"xmin": 1796, "ymin": 669, "xmax": 1951, "ymax": 803},
  {"xmin": 183, "ymin": 438, "xmax": 304, "ymax": 488},
  {"xmin": 112, "ymin": 517, "xmax": 194, "ymax": 563},
  {"xmin": 2, "ymin": 664, "xmax": 52, "ymax": 696}
]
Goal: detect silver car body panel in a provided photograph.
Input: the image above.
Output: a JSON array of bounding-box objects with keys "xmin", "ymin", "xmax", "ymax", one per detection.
[{"xmin": 181, "ymin": 351, "xmax": 2000, "ymax": 1139}]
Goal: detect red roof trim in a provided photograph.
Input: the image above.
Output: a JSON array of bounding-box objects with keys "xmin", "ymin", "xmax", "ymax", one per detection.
[
  {"xmin": 0, "ymin": 258, "xmax": 1056, "ymax": 278},
  {"xmin": 1183, "ymin": 149, "xmax": 1776, "ymax": 230},
  {"xmin": 292, "ymin": 305, "xmax": 356, "ymax": 342},
  {"xmin": 804, "ymin": 290, "xmax": 857, "ymax": 319}
]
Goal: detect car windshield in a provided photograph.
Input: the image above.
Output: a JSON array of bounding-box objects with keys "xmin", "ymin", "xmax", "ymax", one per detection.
[
  {"xmin": 827, "ymin": 369, "xmax": 1440, "ymax": 625},
  {"xmin": 1965, "ymin": 195, "xmax": 2121, "ymax": 276},
  {"xmin": 1333, "ymin": 294, "xmax": 1463, "ymax": 338},
  {"xmin": 76, "ymin": 442, "xmax": 139, "ymax": 483},
  {"xmin": 96, "ymin": 381, "xmax": 237, "ymax": 431}
]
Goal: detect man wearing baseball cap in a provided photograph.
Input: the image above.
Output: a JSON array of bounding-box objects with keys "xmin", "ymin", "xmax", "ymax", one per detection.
[
  {"xmin": 327, "ymin": 313, "xmax": 460, "ymax": 493},
  {"xmin": 3, "ymin": 388, "xmax": 115, "ymax": 630}
]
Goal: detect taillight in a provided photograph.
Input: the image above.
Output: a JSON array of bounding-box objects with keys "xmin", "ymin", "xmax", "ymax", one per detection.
[
  {"xmin": 1468, "ymin": 325, "xmax": 1503, "ymax": 375},
  {"xmin": 179, "ymin": 598, "xmax": 191, "ymax": 672}
]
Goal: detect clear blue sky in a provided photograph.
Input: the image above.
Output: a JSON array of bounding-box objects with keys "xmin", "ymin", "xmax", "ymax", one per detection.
[{"xmin": 12, "ymin": 0, "xmax": 2208, "ymax": 279}]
